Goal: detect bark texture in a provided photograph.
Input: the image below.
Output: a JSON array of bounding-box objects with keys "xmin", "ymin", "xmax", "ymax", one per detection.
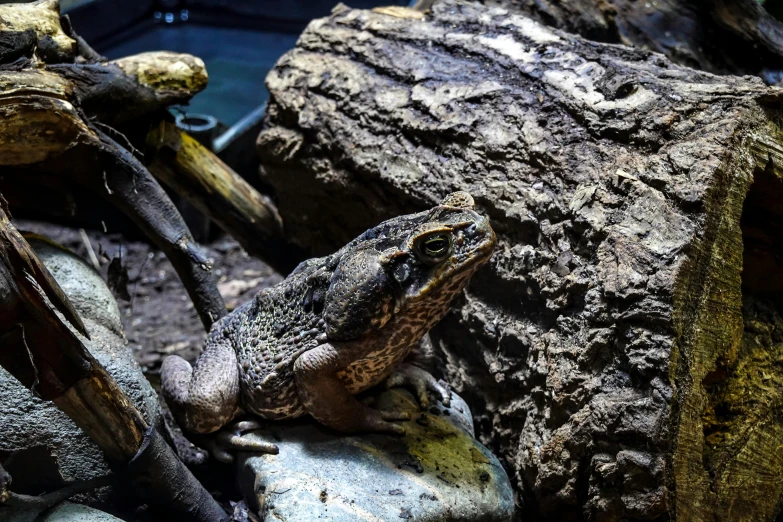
[
  {"xmin": 257, "ymin": 3, "xmax": 783, "ymax": 520},
  {"xmin": 471, "ymin": 0, "xmax": 783, "ymax": 84}
]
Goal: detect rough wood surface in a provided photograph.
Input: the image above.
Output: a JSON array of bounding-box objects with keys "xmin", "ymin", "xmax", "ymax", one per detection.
[
  {"xmin": 0, "ymin": 0, "xmax": 78, "ymax": 63},
  {"xmin": 257, "ymin": 2, "xmax": 783, "ymax": 520},
  {"xmin": 471, "ymin": 0, "xmax": 783, "ymax": 83},
  {"xmin": 51, "ymin": 51, "xmax": 208, "ymax": 125},
  {"xmin": 145, "ymin": 120, "xmax": 297, "ymax": 273}
]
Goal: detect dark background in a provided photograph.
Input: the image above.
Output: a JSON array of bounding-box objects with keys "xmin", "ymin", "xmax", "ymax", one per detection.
[{"xmin": 65, "ymin": 0, "xmax": 412, "ymax": 126}]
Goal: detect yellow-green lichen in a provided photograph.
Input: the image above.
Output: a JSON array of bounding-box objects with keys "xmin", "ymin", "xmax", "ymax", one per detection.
[
  {"xmin": 0, "ymin": 0, "xmax": 77, "ymax": 58},
  {"xmin": 113, "ymin": 52, "xmax": 208, "ymax": 96}
]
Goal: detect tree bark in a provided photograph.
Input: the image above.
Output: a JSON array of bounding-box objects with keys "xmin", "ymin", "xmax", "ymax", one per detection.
[
  {"xmin": 257, "ymin": 2, "xmax": 783, "ymax": 520},
  {"xmin": 468, "ymin": 0, "xmax": 783, "ymax": 83}
]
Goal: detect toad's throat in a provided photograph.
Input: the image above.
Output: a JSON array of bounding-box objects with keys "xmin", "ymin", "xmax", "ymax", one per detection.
[{"xmin": 339, "ymin": 269, "xmax": 476, "ymax": 394}]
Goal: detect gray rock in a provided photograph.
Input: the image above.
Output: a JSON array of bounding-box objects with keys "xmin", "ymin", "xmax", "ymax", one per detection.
[
  {"xmin": 38, "ymin": 503, "xmax": 124, "ymax": 522},
  {"xmin": 0, "ymin": 239, "xmax": 160, "ymax": 494},
  {"xmin": 238, "ymin": 389, "xmax": 514, "ymax": 522}
]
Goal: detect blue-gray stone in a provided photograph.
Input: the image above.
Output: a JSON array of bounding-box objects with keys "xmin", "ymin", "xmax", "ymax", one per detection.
[
  {"xmin": 4, "ymin": 501, "xmax": 125, "ymax": 522},
  {"xmin": 238, "ymin": 389, "xmax": 515, "ymax": 522}
]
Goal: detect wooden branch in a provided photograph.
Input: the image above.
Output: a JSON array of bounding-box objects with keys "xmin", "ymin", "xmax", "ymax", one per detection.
[
  {"xmin": 57, "ymin": 130, "xmax": 227, "ymax": 329},
  {"xmin": 0, "ymin": 205, "xmax": 227, "ymax": 521},
  {"xmin": 256, "ymin": 2, "xmax": 783, "ymax": 520},
  {"xmin": 53, "ymin": 368, "xmax": 147, "ymax": 463},
  {"xmin": 0, "ymin": 0, "xmax": 225, "ymax": 330},
  {"xmin": 145, "ymin": 119, "xmax": 303, "ymax": 273},
  {"xmin": 0, "ymin": 0, "xmax": 77, "ymax": 63},
  {"xmin": 0, "ymin": 69, "xmax": 92, "ymax": 166},
  {"xmin": 50, "ymin": 52, "xmax": 208, "ymax": 125},
  {"xmin": 0, "ymin": 199, "xmax": 87, "ymax": 339}
]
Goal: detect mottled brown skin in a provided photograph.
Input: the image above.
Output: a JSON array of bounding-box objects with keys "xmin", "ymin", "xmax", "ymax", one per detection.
[{"xmin": 162, "ymin": 192, "xmax": 495, "ymax": 449}]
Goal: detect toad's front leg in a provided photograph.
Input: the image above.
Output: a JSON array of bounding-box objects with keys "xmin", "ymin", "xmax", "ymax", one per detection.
[
  {"xmin": 385, "ymin": 334, "xmax": 451, "ymax": 408},
  {"xmin": 161, "ymin": 339, "xmax": 277, "ymax": 460},
  {"xmin": 385, "ymin": 363, "xmax": 451, "ymax": 408},
  {"xmin": 294, "ymin": 342, "xmax": 410, "ymax": 434}
]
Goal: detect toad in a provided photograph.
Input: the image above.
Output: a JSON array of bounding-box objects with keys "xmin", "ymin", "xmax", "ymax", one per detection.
[{"xmin": 161, "ymin": 192, "xmax": 495, "ymax": 456}]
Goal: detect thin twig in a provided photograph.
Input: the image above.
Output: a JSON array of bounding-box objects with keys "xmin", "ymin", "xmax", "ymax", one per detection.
[
  {"xmin": 93, "ymin": 120, "xmax": 143, "ymax": 160},
  {"xmin": 79, "ymin": 229, "xmax": 101, "ymax": 271},
  {"xmin": 129, "ymin": 251, "xmax": 152, "ymax": 316},
  {"xmin": 102, "ymin": 170, "xmax": 113, "ymax": 195}
]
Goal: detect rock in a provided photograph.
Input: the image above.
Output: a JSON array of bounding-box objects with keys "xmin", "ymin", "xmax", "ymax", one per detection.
[
  {"xmin": 0, "ymin": 238, "xmax": 160, "ymax": 497},
  {"xmin": 2, "ymin": 501, "xmax": 124, "ymax": 522},
  {"xmin": 38, "ymin": 503, "xmax": 124, "ymax": 522},
  {"xmin": 237, "ymin": 389, "xmax": 514, "ymax": 522}
]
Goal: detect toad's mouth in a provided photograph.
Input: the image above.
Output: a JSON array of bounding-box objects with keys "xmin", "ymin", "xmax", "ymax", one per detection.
[{"xmin": 452, "ymin": 218, "xmax": 496, "ymax": 263}]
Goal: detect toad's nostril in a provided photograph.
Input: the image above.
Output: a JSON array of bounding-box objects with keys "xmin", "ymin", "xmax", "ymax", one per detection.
[{"xmin": 467, "ymin": 223, "xmax": 478, "ymax": 234}]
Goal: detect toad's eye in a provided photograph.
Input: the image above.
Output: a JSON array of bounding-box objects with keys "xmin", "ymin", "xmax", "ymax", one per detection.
[{"xmin": 417, "ymin": 233, "xmax": 452, "ymax": 261}]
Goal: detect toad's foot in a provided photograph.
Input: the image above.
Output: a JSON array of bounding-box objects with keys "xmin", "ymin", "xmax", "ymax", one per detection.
[
  {"xmin": 196, "ymin": 419, "xmax": 279, "ymax": 464},
  {"xmin": 385, "ymin": 363, "xmax": 451, "ymax": 408},
  {"xmin": 295, "ymin": 342, "xmax": 411, "ymax": 435},
  {"xmin": 357, "ymin": 397, "xmax": 413, "ymax": 435},
  {"xmin": 356, "ymin": 405, "xmax": 410, "ymax": 435}
]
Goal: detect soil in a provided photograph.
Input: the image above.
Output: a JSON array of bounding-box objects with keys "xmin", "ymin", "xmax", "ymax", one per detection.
[{"xmin": 14, "ymin": 218, "xmax": 283, "ymax": 378}]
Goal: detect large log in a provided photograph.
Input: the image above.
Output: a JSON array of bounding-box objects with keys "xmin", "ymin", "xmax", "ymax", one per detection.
[
  {"xmin": 257, "ymin": 2, "xmax": 783, "ymax": 520},
  {"xmin": 469, "ymin": 0, "xmax": 783, "ymax": 83}
]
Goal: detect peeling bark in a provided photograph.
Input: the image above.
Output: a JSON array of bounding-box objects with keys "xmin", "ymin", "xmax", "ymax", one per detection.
[
  {"xmin": 472, "ymin": 0, "xmax": 783, "ymax": 83},
  {"xmin": 257, "ymin": 2, "xmax": 783, "ymax": 520}
]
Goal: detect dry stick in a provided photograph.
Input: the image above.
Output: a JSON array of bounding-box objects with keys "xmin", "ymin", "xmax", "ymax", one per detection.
[
  {"xmin": 49, "ymin": 53, "xmax": 209, "ymax": 126},
  {"xmin": 0, "ymin": 207, "xmax": 228, "ymax": 522},
  {"xmin": 145, "ymin": 119, "xmax": 303, "ymax": 274},
  {"xmin": 0, "ymin": 3, "xmax": 224, "ymax": 329},
  {"xmin": 78, "ymin": 228, "xmax": 101, "ymax": 271},
  {"xmin": 0, "ymin": 64, "xmax": 225, "ymax": 330},
  {"xmin": 67, "ymin": 129, "xmax": 227, "ymax": 330},
  {"xmin": 0, "ymin": 200, "xmax": 89, "ymax": 341}
]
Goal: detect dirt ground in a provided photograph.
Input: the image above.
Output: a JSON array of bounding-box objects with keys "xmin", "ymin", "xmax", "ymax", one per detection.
[{"xmin": 15, "ymin": 218, "xmax": 283, "ymax": 379}]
